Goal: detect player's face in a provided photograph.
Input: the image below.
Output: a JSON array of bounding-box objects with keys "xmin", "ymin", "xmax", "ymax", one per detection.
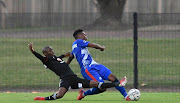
[
  {"xmin": 81, "ymin": 31, "xmax": 87, "ymax": 41},
  {"xmin": 45, "ymin": 47, "xmax": 54, "ymax": 56}
]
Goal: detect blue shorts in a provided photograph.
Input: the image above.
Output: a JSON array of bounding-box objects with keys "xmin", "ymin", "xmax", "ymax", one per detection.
[{"xmin": 81, "ymin": 64, "xmax": 112, "ymax": 82}]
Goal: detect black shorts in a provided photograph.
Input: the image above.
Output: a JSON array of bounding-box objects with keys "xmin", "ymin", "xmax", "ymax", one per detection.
[{"xmin": 59, "ymin": 76, "xmax": 90, "ymax": 90}]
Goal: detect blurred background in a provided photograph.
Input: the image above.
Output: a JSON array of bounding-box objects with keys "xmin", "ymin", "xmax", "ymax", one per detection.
[
  {"xmin": 1, "ymin": 0, "xmax": 180, "ymax": 13},
  {"xmin": 0, "ymin": 0, "xmax": 179, "ymax": 92}
]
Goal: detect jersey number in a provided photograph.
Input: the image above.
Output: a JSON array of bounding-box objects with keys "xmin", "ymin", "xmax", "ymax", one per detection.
[{"xmin": 81, "ymin": 48, "xmax": 90, "ymax": 66}]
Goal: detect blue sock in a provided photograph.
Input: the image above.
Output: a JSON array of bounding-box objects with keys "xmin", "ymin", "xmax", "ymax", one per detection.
[
  {"xmin": 115, "ymin": 86, "xmax": 128, "ymax": 97},
  {"xmin": 84, "ymin": 88, "xmax": 100, "ymax": 96}
]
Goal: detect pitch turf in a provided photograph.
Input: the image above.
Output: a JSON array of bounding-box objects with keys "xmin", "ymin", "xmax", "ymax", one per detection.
[{"xmin": 0, "ymin": 92, "xmax": 180, "ymax": 103}]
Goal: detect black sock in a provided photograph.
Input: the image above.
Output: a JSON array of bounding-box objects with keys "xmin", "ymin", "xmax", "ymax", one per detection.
[
  {"xmin": 99, "ymin": 81, "xmax": 120, "ymax": 89},
  {"xmin": 113, "ymin": 79, "xmax": 120, "ymax": 86},
  {"xmin": 45, "ymin": 93, "xmax": 57, "ymax": 100}
]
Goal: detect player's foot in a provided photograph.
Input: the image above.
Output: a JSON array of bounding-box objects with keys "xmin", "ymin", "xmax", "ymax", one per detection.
[
  {"xmin": 119, "ymin": 76, "xmax": 127, "ymax": 87},
  {"xmin": 34, "ymin": 96, "xmax": 45, "ymax": 100},
  {"xmin": 126, "ymin": 95, "xmax": 131, "ymax": 101},
  {"xmin": 77, "ymin": 89, "xmax": 85, "ymax": 100}
]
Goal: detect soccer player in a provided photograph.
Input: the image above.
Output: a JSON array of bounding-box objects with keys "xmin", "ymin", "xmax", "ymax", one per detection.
[
  {"xmin": 67, "ymin": 29, "xmax": 130, "ymax": 101},
  {"xmin": 28, "ymin": 42, "xmax": 126, "ymax": 101}
]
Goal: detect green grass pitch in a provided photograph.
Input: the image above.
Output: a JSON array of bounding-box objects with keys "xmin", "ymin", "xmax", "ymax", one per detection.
[{"xmin": 0, "ymin": 92, "xmax": 180, "ymax": 103}]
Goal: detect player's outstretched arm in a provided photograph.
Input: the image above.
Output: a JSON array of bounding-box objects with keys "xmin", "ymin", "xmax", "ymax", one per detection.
[
  {"xmin": 28, "ymin": 42, "xmax": 34, "ymax": 52},
  {"xmin": 66, "ymin": 54, "xmax": 74, "ymax": 65},
  {"xmin": 28, "ymin": 42, "xmax": 47, "ymax": 62},
  {"xmin": 88, "ymin": 43, "xmax": 105, "ymax": 51}
]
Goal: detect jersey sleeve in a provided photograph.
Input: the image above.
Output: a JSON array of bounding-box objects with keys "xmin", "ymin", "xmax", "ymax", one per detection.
[
  {"xmin": 77, "ymin": 39, "xmax": 90, "ymax": 48},
  {"xmin": 32, "ymin": 51, "xmax": 48, "ymax": 63}
]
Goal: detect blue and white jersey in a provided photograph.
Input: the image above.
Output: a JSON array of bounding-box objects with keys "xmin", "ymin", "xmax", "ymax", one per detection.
[{"xmin": 71, "ymin": 39, "xmax": 98, "ymax": 69}]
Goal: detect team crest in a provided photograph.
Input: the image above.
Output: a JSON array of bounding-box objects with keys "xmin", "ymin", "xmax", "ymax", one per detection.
[{"xmin": 57, "ymin": 58, "xmax": 62, "ymax": 62}]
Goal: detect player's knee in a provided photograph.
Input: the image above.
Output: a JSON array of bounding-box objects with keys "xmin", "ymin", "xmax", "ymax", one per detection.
[
  {"xmin": 90, "ymin": 81, "xmax": 99, "ymax": 87},
  {"xmin": 108, "ymin": 73, "xmax": 117, "ymax": 81}
]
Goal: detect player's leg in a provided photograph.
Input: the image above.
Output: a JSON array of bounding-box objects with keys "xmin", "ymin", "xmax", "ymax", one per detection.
[
  {"xmin": 98, "ymin": 64, "xmax": 129, "ymax": 100},
  {"xmin": 34, "ymin": 87, "xmax": 68, "ymax": 100},
  {"xmin": 34, "ymin": 79, "xmax": 69, "ymax": 100},
  {"xmin": 78, "ymin": 66, "xmax": 107, "ymax": 100},
  {"xmin": 108, "ymin": 73, "xmax": 128, "ymax": 99},
  {"xmin": 77, "ymin": 88, "xmax": 106, "ymax": 100},
  {"xmin": 73, "ymin": 77, "xmax": 120, "ymax": 100},
  {"xmin": 46, "ymin": 87, "xmax": 67, "ymax": 100},
  {"xmin": 75, "ymin": 77, "xmax": 121, "ymax": 89}
]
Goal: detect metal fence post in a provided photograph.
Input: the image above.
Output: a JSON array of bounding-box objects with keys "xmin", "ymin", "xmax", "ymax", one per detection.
[{"xmin": 133, "ymin": 12, "xmax": 138, "ymax": 89}]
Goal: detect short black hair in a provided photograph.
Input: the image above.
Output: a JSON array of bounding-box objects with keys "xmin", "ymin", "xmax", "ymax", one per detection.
[
  {"xmin": 73, "ymin": 29, "xmax": 83, "ymax": 39},
  {"xmin": 42, "ymin": 46, "xmax": 51, "ymax": 54}
]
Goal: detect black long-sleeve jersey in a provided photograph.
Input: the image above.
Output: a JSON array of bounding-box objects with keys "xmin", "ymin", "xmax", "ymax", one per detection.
[{"xmin": 32, "ymin": 51, "xmax": 77, "ymax": 79}]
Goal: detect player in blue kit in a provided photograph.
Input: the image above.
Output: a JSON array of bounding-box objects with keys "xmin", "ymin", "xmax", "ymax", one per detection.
[{"xmin": 67, "ymin": 29, "xmax": 130, "ymax": 101}]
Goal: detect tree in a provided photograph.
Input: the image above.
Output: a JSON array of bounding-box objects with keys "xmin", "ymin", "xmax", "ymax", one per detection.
[
  {"xmin": 0, "ymin": 0, "xmax": 8, "ymax": 29},
  {"xmin": 92, "ymin": 0, "xmax": 127, "ymax": 27}
]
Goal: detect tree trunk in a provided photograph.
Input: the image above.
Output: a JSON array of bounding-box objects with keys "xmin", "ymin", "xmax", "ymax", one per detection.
[
  {"xmin": 90, "ymin": 0, "xmax": 127, "ymax": 28},
  {"xmin": 96, "ymin": 0, "xmax": 126, "ymax": 19}
]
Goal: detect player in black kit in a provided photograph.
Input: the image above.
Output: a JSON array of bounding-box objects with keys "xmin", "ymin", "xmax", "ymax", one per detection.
[{"xmin": 28, "ymin": 42, "xmax": 126, "ymax": 101}]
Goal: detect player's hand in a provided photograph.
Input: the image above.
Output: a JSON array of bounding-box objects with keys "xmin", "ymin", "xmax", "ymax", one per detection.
[
  {"xmin": 100, "ymin": 46, "xmax": 105, "ymax": 51},
  {"xmin": 64, "ymin": 52, "xmax": 71, "ymax": 57},
  {"xmin": 28, "ymin": 42, "xmax": 34, "ymax": 52}
]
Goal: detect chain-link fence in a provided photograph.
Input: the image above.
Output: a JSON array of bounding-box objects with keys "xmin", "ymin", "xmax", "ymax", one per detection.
[
  {"xmin": 0, "ymin": 12, "xmax": 179, "ymax": 92},
  {"xmin": 137, "ymin": 13, "xmax": 180, "ymax": 92}
]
